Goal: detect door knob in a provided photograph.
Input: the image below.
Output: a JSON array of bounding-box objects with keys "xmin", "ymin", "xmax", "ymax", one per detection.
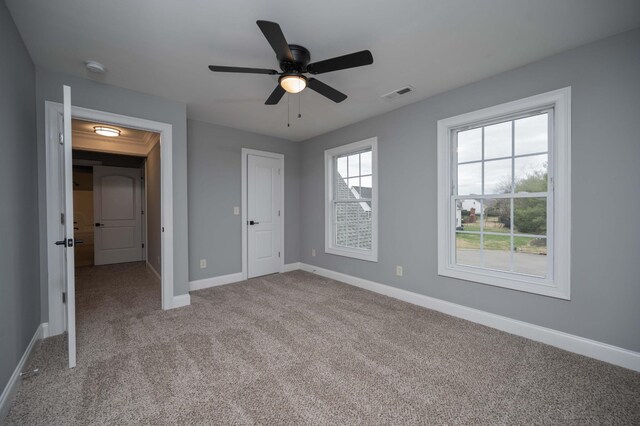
[
  {"xmin": 249, "ymin": 220, "xmax": 259, "ymax": 225},
  {"xmin": 54, "ymin": 238, "xmax": 75, "ymax": 247},
  {"xmin": 95, "ymin": 223, "xmax": 104, "ymax": 227}
]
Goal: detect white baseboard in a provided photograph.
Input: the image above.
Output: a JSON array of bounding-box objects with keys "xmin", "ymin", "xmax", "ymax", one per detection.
[
  {"xmin": 146, "ymin": 261, "xmax": 161, "ymax": 281},
  {"xmin": 282, "ymin": 262, "xmax": 301, "ymax": 272},
  {"xmin": 171, "ymin": 294, "xmax": 191, "ymax": 309},
  {"xmin": 297, "ymin": 263, "xmax": 640, "ymax": 372},
  {"xmin": 189, "ymin": 266, "xmax": 301, "ymax": 292},
  {"xmin": 189, "ymin": 272, "xmax": 244, "ymax": 291},
  {"xmin": 41, "ymin": 322, "xmax": 49, "ymax": 339},
  {"xmin": 0, "ymin": 323, "xmax": 47, "ymax": 422}
]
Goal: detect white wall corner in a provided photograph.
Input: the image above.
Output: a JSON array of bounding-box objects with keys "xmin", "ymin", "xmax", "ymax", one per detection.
[
  {"xmin": 0, "ymin": 323, "xmax": 46, "ymax": 422},
  {"xmin": 171, "ymin": 293, "xmax": 191, "ymax": 309},
  {"xmin": 298, "ymin": 263, "xmax": 640, "ymax": 372},
  {"xmin": 189, "ymin": 272, "xmax": 244, "ymax": 291},
  {"xmin": 282, "ymin": 262, "xmax": 301, "ymax": 272}
]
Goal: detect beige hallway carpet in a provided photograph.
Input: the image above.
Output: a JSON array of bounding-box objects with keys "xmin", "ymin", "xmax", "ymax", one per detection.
[{"xmin": 5, "ymin": 262, "xmax": 640, "ymax": 425}]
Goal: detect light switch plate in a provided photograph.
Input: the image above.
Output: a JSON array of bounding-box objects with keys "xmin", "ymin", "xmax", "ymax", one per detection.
[
  {"xmin": 200, "ymin": 259, "xmax": 207, "ymax": 269},
  {"xmin": 396, "ymin": 265, "xmax": 403, "ymax": 277},
  {"xmin": 233, "ymin": 206, "xmax": 240, "ymax": 215}
]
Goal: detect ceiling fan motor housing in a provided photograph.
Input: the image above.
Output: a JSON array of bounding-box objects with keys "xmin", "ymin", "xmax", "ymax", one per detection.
[{"xmin": 280, "ymin": 44, "xmax": 310, "ymax": 73}]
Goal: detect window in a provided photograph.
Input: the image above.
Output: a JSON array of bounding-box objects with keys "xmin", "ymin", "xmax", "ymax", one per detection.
[
  {"xmin": 325, "ymin": 137, "xmax": 378, "ymax": 262},
  {"xmin": 437, "ymin": 88, "xmax": 571, "ymax": 299}
]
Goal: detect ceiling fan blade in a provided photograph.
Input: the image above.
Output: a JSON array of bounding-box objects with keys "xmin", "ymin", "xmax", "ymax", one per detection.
[
  {"xmin": 307, "ymin": 50, "xmax": 373, "ymax": 75},
  {"xmin": 209, "ymin": 65, "xmax": 278, "ymax": 75},
  {"xmin": 265, "ymin": 85, "xmax": 286, "ymax": 105},
  {"xmin": 307, "ymin": 78, "xmax": 347, "ymax": 103},
  {"xmin": 256, "ymin": 20, "xmax": 294, "ymax": 62}
]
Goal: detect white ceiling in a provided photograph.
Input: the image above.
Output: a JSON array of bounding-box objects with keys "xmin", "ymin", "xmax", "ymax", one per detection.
[{"xmin": 7, "ymin": 0, "xmax": 640, "ymax": 141}]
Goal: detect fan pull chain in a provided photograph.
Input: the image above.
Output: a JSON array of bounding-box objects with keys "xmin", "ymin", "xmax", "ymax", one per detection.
[
  {"xmin": 298, "ymin": 93, "xmax": 301, "ymax": 119},
  {"xmin": 287, "ymin": 94, "xmax": 290, "ymax": 127}
]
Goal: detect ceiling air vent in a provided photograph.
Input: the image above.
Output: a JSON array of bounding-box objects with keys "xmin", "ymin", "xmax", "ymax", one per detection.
[{"xmin": 381, "ymin": 85, "xmax": 415, "ymax": 101}]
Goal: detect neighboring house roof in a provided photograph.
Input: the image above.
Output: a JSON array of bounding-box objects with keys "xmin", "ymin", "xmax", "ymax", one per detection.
[
  {"xmin": 351, "ymin": 186, "xmax": 372, "ymax": 211},
  {"xmin": 335, "ymin": 177, "xmax": 372, "ymax": 249}
]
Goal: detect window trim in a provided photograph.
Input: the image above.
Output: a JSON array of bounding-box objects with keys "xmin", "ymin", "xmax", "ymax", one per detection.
[
  {"xmin": 437, "ymin": 88, "xmax": 571, "ymax": 299},
  {"xmin": 325, "ymin": 137, "xmax": 378, "ymax": 262}
]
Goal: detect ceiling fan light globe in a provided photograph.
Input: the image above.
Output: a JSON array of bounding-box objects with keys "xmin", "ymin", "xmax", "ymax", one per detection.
[{"xmin": 279, "ymin": 75, "xmax": 307, "ymax": 94}]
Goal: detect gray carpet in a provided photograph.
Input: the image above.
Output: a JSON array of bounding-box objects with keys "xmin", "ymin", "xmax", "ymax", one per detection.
[{"xmin": 4, "ymin": 262, "xmax": 640, "ymax": 425}]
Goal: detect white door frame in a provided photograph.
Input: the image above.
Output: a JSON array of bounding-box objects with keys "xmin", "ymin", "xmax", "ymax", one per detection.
[
  {"xmin": 45, "ymin": 101, "xmax": 175, "ymax": 336},
  {"xmin": 241, "ymin": 148, "xmax": 285, "ymax": 280}
]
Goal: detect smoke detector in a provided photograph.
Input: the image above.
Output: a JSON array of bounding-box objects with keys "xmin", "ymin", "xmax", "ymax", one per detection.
[
  {"xmin": 381, "ymin": 85, "xmax": 415, "ymax": 101},
  {"xmin": 85, "ymin": 61, "xmax": 106, "ymax": 74}
]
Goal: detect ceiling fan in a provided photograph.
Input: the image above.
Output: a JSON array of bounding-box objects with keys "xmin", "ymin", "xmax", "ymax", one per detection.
[{"xmin": 209, "ymin": 20, "xmax": 373, "ymax": 105}]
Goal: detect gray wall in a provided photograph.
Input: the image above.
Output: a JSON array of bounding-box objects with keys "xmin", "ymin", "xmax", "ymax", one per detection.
[
  {"xmin": 299, "ymin": 29, "xmax": 640, "ymax": 352},
  {"xmin": 0, "ymin": 0, "xmax": 39, "ymax": 398},
  {"xmin": 147, "ymin": 141, "xmax": 162, "ymax": 276},
  {"xmin": 35, "ymin": 67, "xmax": 190, "ymax": 323},
  {"xmin": 187, "ymin": 119, "xmax": 300, "ymax": 281}
]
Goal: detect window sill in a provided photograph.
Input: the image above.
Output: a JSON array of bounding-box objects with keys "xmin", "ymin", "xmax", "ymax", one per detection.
[
  {"xmin": 438, "ymin": 264, "xmax": 570, "ymax": 300},
  {"xmin": 325, "ymin": 246, "xmax": 378, "ymax": 262}
]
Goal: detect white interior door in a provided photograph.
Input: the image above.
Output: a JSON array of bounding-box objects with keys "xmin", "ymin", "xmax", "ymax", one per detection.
[
  {"xmin": 93, "ymin": 165, "xmax": 143, "ymax": 265},
  {"xmin": 62, "ymin": 86, "xmax": 76, "ymax": 368},
  {"xmin": 247, "ymin": 154, "xmax": 282, "ymax": 278}
]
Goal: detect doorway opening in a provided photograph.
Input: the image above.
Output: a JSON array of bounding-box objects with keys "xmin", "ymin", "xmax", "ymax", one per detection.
[
  {"xmin": 71, "ymin": 120, "xmax": 160, "ymax": 273},
  {"xmin": 45, "ymin": 100, "xmax": 175, "ymax": 353},
  {"xmin": 70, "ymin": 119, "xmax": 163, "ymax": 362}
]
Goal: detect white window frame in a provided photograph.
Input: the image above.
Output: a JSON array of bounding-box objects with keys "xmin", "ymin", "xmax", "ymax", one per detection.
[
  {"xmin": 325, "ymin": 137, "xmax": 378, "ymax": 262},
  {"xmin": 437, "ymin": 87, "xmax": 571, "ymax": 299}
]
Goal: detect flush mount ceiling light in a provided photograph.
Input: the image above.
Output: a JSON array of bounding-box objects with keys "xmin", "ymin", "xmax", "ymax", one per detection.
[
  {"xmin": 85, "ymin": 60, "xmax": 106, "ymax": 74},
  {"xmin": 279, "ymin": 74, "xmax": 307, "ymax": 94},
  {"xmin": 93, "ymin": 126, "xmax": 120, "ymax": 137}
]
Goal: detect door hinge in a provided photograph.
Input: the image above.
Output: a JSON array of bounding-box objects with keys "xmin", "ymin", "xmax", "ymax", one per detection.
[
  {"xmin": 162, "ymin": 227, "xmax": 165, "ymax": 232},
  {"xmin": 142, "ymin": 243, "xmax": 145, "ymax": 248},
  {"xmin": 58, "ymin": 133, "xmax": 64, "ymax": 145},
  {"xmin": 278, "ymin": 210, "xmax": 281, "ymax": 217},
  {"xmin": 60, "ymin": 213, "xmax": 65, "ymax": 224},
  {"xmin": 141, "ymin": 210, "xmax": 144, "ymax": 215},
  {"xmin": 278, "ymin": 168, "xmax": 281, "ymax": 175},
  {"xmin": 278, "ymin": 252, "xmax": 281, "ymax": 258},
  {"xmin": 62, "ymin": 292, "xmax": 66, "ymax": 304}
]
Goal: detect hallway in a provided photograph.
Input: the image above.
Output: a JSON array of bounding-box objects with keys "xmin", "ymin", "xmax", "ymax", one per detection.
[
  {"xmin": 75, "ymin": 262, "xmax": 161, "ymax": 337},
  {"xmin": 72, "ymin": 262, "xmax": 162, "ymax": 366}
]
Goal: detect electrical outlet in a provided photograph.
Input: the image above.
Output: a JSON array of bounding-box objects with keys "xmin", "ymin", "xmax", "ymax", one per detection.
[
  {"xmin": 200, "ymin": 259, "xmax": 207, "ymax": 269},
  {"xmin": 233, "ymin": 206, "xmax": 240, "ymax": 215},
  {"xmin": 396, "ymin": 265, "xmax": 403, "ymax": 277},
  {"xmin": 311, "ymin": 249, "xmax": 316, "ymax": 257}
]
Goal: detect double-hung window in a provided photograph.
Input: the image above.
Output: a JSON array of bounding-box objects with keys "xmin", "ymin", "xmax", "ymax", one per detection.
[
  {"xmin": 437, "ymin": 88, "xmax": 571, "ymax": 299},
  {"xmin": 325, "ymin": 137, "xmax": 378, "ymax": 262}
]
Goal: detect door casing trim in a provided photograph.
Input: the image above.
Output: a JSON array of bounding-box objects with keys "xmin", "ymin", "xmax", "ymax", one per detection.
[
  {"xmin": 241, "ymin": 148, "xmax": 285, "ymax": 280},
  {"xmin": 44, "ymin": 101, "xmax": 175, "ymax": 337}
]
